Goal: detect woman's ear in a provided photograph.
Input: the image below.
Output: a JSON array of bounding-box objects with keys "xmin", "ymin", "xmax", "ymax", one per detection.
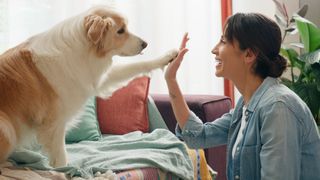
[{"xmin": 244, "ymin": 48, "xmax": 257, "ymax": 64}]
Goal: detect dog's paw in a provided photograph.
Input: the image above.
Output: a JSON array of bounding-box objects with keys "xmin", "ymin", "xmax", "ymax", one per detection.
[
  {"xmin": 157, "ymin": 49, "xmax": 179, "ymax": 67},
  {"xmin": 50, "ymin": 159, "xmax": 67, "ymax": 168},
  {"xmin": 163, "ymin": 49, "xmax": 179, "ymax": 64},
  {"xmin": 49, "ymin": 154, "xmax": 67, "ymax": 168}
]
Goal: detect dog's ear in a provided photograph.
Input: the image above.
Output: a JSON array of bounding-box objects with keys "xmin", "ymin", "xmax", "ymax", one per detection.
[
  {"xmin": 84, "ymin": 15, "xmax": 114, "ymax": 45},
  {"xmin": 19, "ymin": 48, "xmax": 33, "ymax": 61}
]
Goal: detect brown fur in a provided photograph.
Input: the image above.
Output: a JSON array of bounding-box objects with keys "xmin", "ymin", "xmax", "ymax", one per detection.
[
  {"xmin": 0, "ymin": 112, "xmax": 13, "ymax": 162},
  {"xmin": 0, "ymin": 43, "xmax": 58, "ymax": 162}
]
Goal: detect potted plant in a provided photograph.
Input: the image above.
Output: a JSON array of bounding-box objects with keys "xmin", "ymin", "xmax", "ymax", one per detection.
[{"xmin": 273, "ymin": 0, "xmax": 320, "ymax": 126}]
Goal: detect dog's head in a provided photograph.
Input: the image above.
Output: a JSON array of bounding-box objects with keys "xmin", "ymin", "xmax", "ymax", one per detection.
[{"xmin": 84, "ymin": 6, "xmax": 147, "ymax": 57}]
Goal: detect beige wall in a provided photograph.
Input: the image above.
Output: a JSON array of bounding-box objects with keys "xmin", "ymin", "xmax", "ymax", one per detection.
[
  {"xmin": 232, "ymin": 0, "xmax": 299, "ymax": 22},
  {"xmin": 232, "ymin": 0, "xmax": 276, "ymax": 18}
]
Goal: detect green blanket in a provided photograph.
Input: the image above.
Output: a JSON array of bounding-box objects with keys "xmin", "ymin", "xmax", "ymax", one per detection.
[{"xmin": 9, "ymin": 129, "xmax": 193, "ymax": 179}]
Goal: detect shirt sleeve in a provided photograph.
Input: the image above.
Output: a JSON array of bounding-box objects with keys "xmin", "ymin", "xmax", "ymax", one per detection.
[
  {"xmin": 260, "ymin": 101, "xmax": 301, "ymax": 180},
  {"xmin": 175, "ymin": 110, "xmax": 233, "ymax": 149}
]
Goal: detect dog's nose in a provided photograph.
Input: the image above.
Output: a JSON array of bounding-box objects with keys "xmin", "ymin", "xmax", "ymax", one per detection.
[{"xmin": 141, "ymin": 41, "xmax": 148, "ymax": 49}]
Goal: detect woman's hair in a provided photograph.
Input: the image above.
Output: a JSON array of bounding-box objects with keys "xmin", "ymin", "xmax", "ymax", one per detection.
[{"xmin": 224, "ymin": 13, "xmax": 287, "ymax": 78}]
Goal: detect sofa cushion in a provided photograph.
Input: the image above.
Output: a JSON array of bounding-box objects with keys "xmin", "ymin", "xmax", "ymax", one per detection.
[
  {"xmin": 65, "ymin": 97, "xmax": 102, "ymax": 143},
  {"xmin": 147, "ymin": 96, "xmax": 168, "ymax": 131},
  {"xmin": 97, "ymin": 76, "xmax": 150, "ymax": 135}
]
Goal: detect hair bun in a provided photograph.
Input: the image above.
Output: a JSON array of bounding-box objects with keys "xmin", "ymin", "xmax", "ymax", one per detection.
[{"xmin": 269, "ymin": 54, "xmax": 287, "ymax": 78}]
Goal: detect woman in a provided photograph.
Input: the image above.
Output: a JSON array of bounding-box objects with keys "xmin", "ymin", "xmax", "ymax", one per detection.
[{"xmin": 165, "ymin": 13, "xmax": 320, "ymax": 180}]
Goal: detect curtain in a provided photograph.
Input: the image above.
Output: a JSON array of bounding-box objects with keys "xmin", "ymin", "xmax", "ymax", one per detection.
[
  {"xmin": 0, "ymin": 0, "xmax": 223, "ymax": 95},
  {"xmin": 221, "ymin": 0, "xmax": 235, "ymax": 106}
]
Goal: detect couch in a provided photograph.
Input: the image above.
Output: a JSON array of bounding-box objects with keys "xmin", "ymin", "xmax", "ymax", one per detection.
[
  {"xmin": 152, "ymin": 94, "xmax": 232, "ymax": 180},
  {"xmin": 1, "ymin": 76, "xmax": 232, "ymax": 180}
]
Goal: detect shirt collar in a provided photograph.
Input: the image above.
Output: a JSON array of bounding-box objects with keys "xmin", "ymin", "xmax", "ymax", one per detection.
[
  {"xmin": 231, "ymin": 77, "xmax": 279, "ymax": 126},
  {"xmin": 245, "ymin": 77, "xmax": 279, "ymax": 113}
]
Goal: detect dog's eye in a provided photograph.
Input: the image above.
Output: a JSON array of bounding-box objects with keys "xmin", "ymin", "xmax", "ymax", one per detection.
[{"xmin": 117, "ymin": 28, "xmax": 125, "ymax": 34}]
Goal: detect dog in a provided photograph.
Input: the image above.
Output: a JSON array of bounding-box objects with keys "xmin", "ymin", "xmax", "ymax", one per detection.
[{"xmin": 0, "ymin": 6, "xmax": 178, "ymax": 167}]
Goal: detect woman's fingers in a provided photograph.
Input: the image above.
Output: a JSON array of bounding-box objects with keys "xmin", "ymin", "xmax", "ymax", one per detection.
[
  {"xmin": 165, "ymin": 48, "xmax": 189, "ymax": 80},
  {"xmin": 165, "ymin": 33, "xmax": 189, "ymax": 80},
  {"xmin": 170, "ymin": 48, "xmax": 188, "ymax": 72},
  {"xmin": 180, "ymin": 32, "xmax": 189, "ymax": 50},
  {"xmin": 176, "ymin": 48, "xmax": 189, "ymax": 63},
  {"xmin": 170, "ymin": 48, "xmax": 189, "ymax": 66}
]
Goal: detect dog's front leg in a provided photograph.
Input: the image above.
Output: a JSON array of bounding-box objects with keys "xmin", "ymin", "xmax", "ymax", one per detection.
[
  {"xmin": 37, "ymin": 123, "xmax": 67, "ymax": 167},
  {"xmin": 97, "ymin": 49, "xmax": 178, "ymax": 98}
]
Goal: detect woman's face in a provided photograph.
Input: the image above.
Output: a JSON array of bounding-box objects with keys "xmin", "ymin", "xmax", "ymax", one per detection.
[{"xmin": 211, "ymin": 34, "xmax": 246, "ymax": 80}]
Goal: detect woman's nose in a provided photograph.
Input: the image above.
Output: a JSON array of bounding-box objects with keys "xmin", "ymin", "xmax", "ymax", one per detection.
[
  {"xmin": 211, "ymin": 46, "xmax": 217, "ymax": 55},
  {"xmin": 211, "ymin": 41, "xmax": 221, "ymax": 54}
]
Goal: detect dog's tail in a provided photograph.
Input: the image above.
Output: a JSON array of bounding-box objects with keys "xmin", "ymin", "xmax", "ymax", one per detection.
[{"xmin": 0, "ymin": 112, "xmax": 17, "ymax": 163}]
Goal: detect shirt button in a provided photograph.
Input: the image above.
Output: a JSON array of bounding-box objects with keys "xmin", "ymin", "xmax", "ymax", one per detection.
[
  {"xmin": 235, "ymin": 175, "xmax": 240, "ymax": 179},
  {"xmin": 236, "ymin": 147, "xmax": 239, "ymax": 151}
]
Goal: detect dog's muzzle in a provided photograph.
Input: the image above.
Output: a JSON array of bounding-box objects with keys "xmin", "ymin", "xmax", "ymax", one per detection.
[{"xmin": 141, "ymin": 41, "xmax": 148, "ymax": 49}]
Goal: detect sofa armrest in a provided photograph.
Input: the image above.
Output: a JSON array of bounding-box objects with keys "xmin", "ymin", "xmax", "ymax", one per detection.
[{"xmin": 151, "ymin": 94, "xmax": 231, "ymax": 180}]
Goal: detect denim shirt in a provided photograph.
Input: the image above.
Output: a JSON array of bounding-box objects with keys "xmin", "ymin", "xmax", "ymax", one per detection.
[{"xmin": 176, "ymin": 77, "xmax": 320, "ymax": 180}]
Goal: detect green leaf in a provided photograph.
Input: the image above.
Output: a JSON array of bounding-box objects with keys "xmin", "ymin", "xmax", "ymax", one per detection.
[
  {"xmin": 311, "ymin": 63, "xmax": 320, "ymax": 91},
  {"xmin": 289, "ymin": 42, "xmax": 304, "ymax": 49},
  {"xmin": 299, "ymin": 49, "xmax": 320, "ymax": 64},
  {"xmin": 285, "ymin": 27, "xmax": 296, "ymax": 33},
  {"xmin": 281, "ymin": 77, "xmax": 293, "ymax": 85},
  {"xmin": 293, "ymin": 14, "xmax": 320, "ymax": 52},
  {"xmin": 281, "ymin": 47, "xmax": 304, "ymax": 69},
  {"xmin": 291, "ymin": 82, "xmax": 320, "ymax": 121},
  {"xmin": 275, "ymin": 14, "xmax": 287, "ymax": 28},
  {"xmin": 281, "ymin": 47, "xmax": 298, "ymax": 59}
]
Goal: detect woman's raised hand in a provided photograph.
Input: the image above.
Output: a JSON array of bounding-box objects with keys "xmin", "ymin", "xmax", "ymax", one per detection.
[{"xmin": 165, "ymin": 33, "xmax": 189, "ymax": 81}]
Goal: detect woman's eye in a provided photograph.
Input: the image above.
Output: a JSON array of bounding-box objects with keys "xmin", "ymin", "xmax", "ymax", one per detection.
[
  {"xmin": 219, "ymin": 35, "xmax": 226, "ymax": 44},
  {"xmin": 117, "ymin": 28, "xmax": 125, "ymax": 34}
]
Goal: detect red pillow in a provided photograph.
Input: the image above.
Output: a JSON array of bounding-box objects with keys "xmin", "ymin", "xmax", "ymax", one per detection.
[{"xmin": 96, "ymin": 76, "xmax": 150, "ymax": 134}]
